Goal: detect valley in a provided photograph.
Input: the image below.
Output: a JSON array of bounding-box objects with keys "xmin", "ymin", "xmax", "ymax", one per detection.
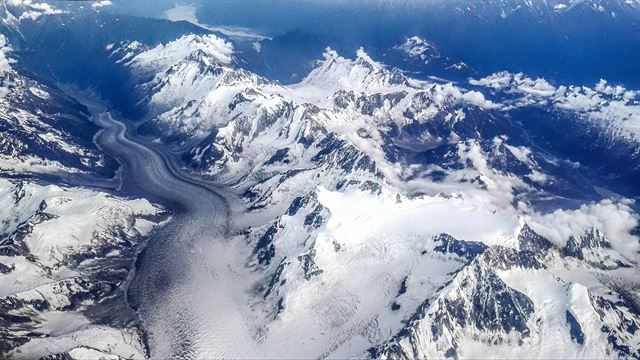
[{"xmin": 83, "ymin": 98, "xmax": 258, "ymax": 358}]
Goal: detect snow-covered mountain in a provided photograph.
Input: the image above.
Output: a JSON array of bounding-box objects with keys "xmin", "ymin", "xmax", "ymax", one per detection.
[
  {"xmin": 470, "ymin": 73, "xmax": 640, "ymax": 143},
  {"xmin": 0, "ymin": 178, "xmax": 166, "ymax": 359},
  {"xmin": 0, "ymin": 34, "xmax": 116, "ymax": 178},
  {"xmin": 0, "ymin": 0, "xmax": 62, "ymax": 25},
  {"xmin": 104, "ymin": 32, "xmax": 640, "ymax": 358},
  {"xmin": 0, "ymin": 22, "xmax": 169, "ymax": 359},
  {"xmin": 451, "ymin": 0, "xmax": 640, "ymax": 19},
  {"xmin": 1, "ymin": 2, "xmax": 639, "ymax": 358},
  {"xmin": 372, "ymin": 225, "xmax": 639, "ymax": 359},
  {"xmin": 388, "ymin": 36, "xmax": 472, "ymax": 80}
]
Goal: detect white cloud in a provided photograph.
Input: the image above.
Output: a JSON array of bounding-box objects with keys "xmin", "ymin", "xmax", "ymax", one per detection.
[
  {"xmin": 470, "ymin": 72, "xmax": 640, "ymax": 142},
  {"xmin": 6, "ymin": 0, "xmax": 64, "ymax": 21},
  {"xmin": 527, "ymin": 199, "xmax": 639, "ymax": 258},
  {"xmin": 0, "ymin": 35, "xmax": 14, "ymax": 73},
  {"xmin": 92, "ymin": 0, "xmax": 112, "ymax": 9},
  {"xmin": 0, "ymin": 35, "xmax": 15, "ymax": 98},
  {"xmin": 461, "ymin": 89, "xmax": 499, "ymax": 109}
]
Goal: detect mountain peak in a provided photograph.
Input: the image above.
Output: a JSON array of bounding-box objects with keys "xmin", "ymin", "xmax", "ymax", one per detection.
[
  {"xmin": 322, "ymin": 47, "xmax": 340, "ymax": 61},
  {"xmin": 454, "ymin": 0, "xmax": 640, "ymax": 19},
  {"xmin": 131, "ymin": 33, "xmax": 234, "ymax": 74},
  {"xmin": 301, "ymin": 47, "xmax": 409, "ymax": 93},
  {"xmin": 354, "ymin": 47, "xmax": 383, "ymax": 70},
  {"xmin": 395, "ymin": 36, "xmax": 439, "ymax": 59}
]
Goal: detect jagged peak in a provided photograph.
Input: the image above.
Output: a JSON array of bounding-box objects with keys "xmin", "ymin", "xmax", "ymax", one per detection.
[
  {"xmin": 561, "ymin": 227, "xmax": 633, "ymax": 269},
  {"xmin": 406, "ymin": 35, "xmax": 431, "ymax": 46},
  {"xmin": 321, "ymin": 46, "xmax": 340, "ymax": 61},
  {"xmin": 108, "ymin": 40, "xmax": 147, "ymax": 64},
  {"xmin": 129, "ymin": 33, "xmax": 234, "ymax": 74},
  {"xmin": 302, "ymin": 47, "xmax": 409, "ymax": 92},
  {"xmin": 566, "ymin": 227, "xmax": 612, "ymax": 251},
  {"xmin": 312, "ymin": 47, "xmax": 353, "ymax": 72},
  {"xmin": 481, "ymin": 245, "xmax": 546, "ymax": 270},
  {"xmin": 517, "ymin": 222, "xmax": 554, "ymax": 253},
  {"xmin": 185, "ymin": 48, "xmax": 224, "ymax": 64},
  {"xmin": 121, "ymin": 40, "xmax": 144, "ymax": 51},
  {"xmin": 354, "ymin": 47, "xmax": 383, "ymax": 70},
  {"xmin": 431, "ymin": 259, "xmax": 535, "ymax": 337},
  {"xmin": 432, "ymin": 233, "xmax": 488, "ymax": 261},
  {"xmin": 395, "ymin": 36, "xmax": 440, "ymax": 58}
]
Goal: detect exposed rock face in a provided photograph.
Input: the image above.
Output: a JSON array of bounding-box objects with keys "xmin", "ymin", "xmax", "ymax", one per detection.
[
  {"xmin": 563, "ymin": 228, "xmax": 632, "ymax": 270},
  {"xmin": 371, "ymin": 225, "xmax": 640, "ymax": 359}
]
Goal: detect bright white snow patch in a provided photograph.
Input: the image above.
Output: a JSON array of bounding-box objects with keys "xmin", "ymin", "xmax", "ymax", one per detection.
[
  {"xmin": 0, "ymin": 179, "xmax": 160, "ymax": 278},
  {"xmin": 394, "ymin": 35, "xmax": 446, "ymax": 64},
  {"xmin": 0, "ymin": 178, "xmax": 165, "ymax": 359},
  {"xmin": 554, "ymin": 3, "xmax": 568, "ymax": 11},
  {"xmin": 317, "ymin": 185, "xmax": 522, "ymax": 247}
]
